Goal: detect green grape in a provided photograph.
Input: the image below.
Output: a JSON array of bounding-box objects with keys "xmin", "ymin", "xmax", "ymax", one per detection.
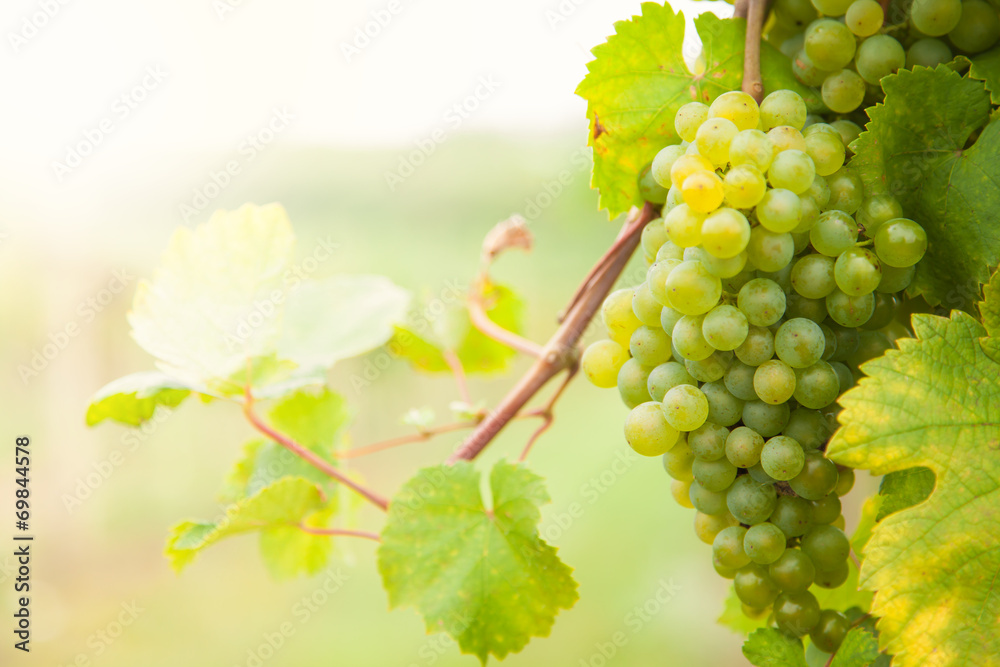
[
  {"xmin": 820, "ymin": 324, "xmax": 837, "ymax": 360},
  {"xmin": 810, "ymin": 493, "xmax": 842, "ymax": 524},
  {"xmin": 792, "ymin": 230, "xmax": 812, "ymax": 254},
  {"xmin": 804, "ymin": 130, "xmax": 846, "ymax": 177},
  {"xmin": 618, "ymin": 358, "xmax": 653, "ymax": 408},
  {"xmin": 792, "ymin": 196, "xmax": 820, "ymax": 235},
  {"xmin": 671, "ymin": 479, "xmax": 694, "ymax": 508},
  {"xmin": 641, "ymin": 218, "xmax": 668, "ymax": 258},
  {"xmin": 702, "ymin": 304, "xmax": 750, "ymax": 351},
  {"xmin": 810, "ymin": 609, "xmax": 849, "ymax": 653},
  {"xmin": 826, "ymin": 289, "xmax": 875, "ymax": 327},
  {"xmin": 848, "ymin": 329, "xmax": 892, "ymax": 366},
  {"xmin": 724, "ymin": 268, "xmax": 756, "ymax": 294},
  {"xmin": 734, "ymin": 563, "xmax": 781, "ymax": 608},
  {"xmin": 652, "ymin": 144, "xmax": 686, "ymax": 189},
  {"xmin": 757, "ymin": 261, "xmax": 794, "ymax": 293},
  {"xmin": 826, "ymin": 167, "xmax": 864, "ymax": 214},
  {"xmin": 805, "ymin": 20, "xmax": 856, "ymax": 70},
  {"xmin": 802, "ymin": 122, "xmax": 838, "ymax": 138},
  {"xmin": 685, "ymin": 351, "xmax": 732, "ymax": 383},
  {"xmin": 726, "ymin": 426, "xmax": 766, "ymax": 467},
  {"xmin": 632, "ymin": 281, "xmax": 664, "ymax": 327},
  {"xmin": 696, "ymin": 117, "xmax": 739, "ymax": 167},
  {"xmin": 834, "ymin": 247, "xmax": 881, "ymax": 296},
  {"xmin": 774, "ymin": 318, "xmax": 826, "ymax": 369},
  {"xmin": 906, "ymin": 38, "xmax": 953, "ymax": 68},
  {"xmin": 693, "ymin": 456, "xmax": 739, "ymax": 492},
  {"xmin": 794, "ymin": 361, "xmax": 841, "ymax": 409},
  {"xmin": 708, "ymin": 91, "xmax": 761, "ymax": 131},
  {"xmin": 724, "ymin": 164, "xmax": 768, "ymax": 209},
  {"xmin": 759, "ymin": 90, "xmax": 807, "ymax": 131},
  {"xmin": 814, "ymin": 560, "xmax": 850, "ymax": 588},
  {"xmin": 670, "ymin": 153, "xmax": 715, "ymax": 189},
  {"xmin": 910, "ymin": 0, "xmax": 962, "ymax": 36},
  {"xmin": 675, "ymin": 102, "xmax": 709, "ymax": 142},
  {"xmin": 694, "ymin": 511, "xmax": 738, "ymax": 544},
  {"xmin": 603, "ymin": 287, "xmax": 643, "ymax": 346},
  {"xmin": 769, "ymin": 495, "xmax": 813, "ymax": 537},
  {"xmin": 789, "ymin": 450, "xmax": 840, "ymax": 500},
  {"xmin": 660, "ymin": 305, "xmax": 684, "ymax": 333},
  {"xmin": 791, "ymin": 254, "xmax": 837, "ymax": 299},
  {"xmin": 690, "ymin": 481, "xmax": 729, "ymax": 514},
  {"xmin": 725, "ymin": 360, "xmax": 760, "ymax": 402},
  {"xmin": 807, "ymin": 175, "xmax": 832, "ymax": 210},
  {"xmin": 768, "ymin": 149, "xmax": 816, "ymax": 194},
  {"xmin": 738, "ymin": 279, "xmax": 787, "ymax": 327},
  {"xmin": 785, "ymin": 293, "xmax": 828, "ymax": 324},
  {"xmin": 748, "ymin": 462, "xmax": 777, "ymax": 484},
  {"xmin": 783, "ymin": 408, "xmax": 831, "ymax": 450},
  {"xmin": 702, "ymin": 207, "xmax": 752, "ymax": 258},
  {"xmin": 656, "ymin": 239, "xmax": 686, "ymax": 262},
  {"xmin": 713, "ymin": 556, "xmax": 737, "ymax": 580},
  {"xmin": 682, "ymin": 169, "xmax": 726, "ymax": 213},
  {"xmin": 810, "ymin": 210, "xmax": 859, "ymax": 256},
  {"xmin": 775, "ymin": 0, "xmax": 820, "ymax": 28},
  {"xmin": 761, "ymin": 435, "xmax": 806, "ymax": 480},
  {"xmin": 874, "ymin": 218, "xmax": 927, "ymax": 267},
  {"xmin": 714, "ymin": 525, "xmax": 752, "ymax": 569},
  {"xmin": 742, "ymin": 400, "xmax": 791, "ymax": 437},
  {"xmin": 735, "ymin": 325, "xmax": 776, "ymax": 366},
  {"xmin": 624, "ymin": 401, "xmax": 679, "ymax": 456},
  {"xmin": 662, "ymin": 435, "xmax": 695, "ymax": 481},
  {"xmin": 672, "ymin": 314, "xmax": 715, "ymax": 361},
  {"xmin": 801, "ymin": 524, "xmax": 850, "ymax": 570},
  {"xmin": 664, "ymin": 203, "xmax": 706, "ymax": 248},
  {"xmin": 774, "ymin": 591, "xmax": 821, "ymax": 636},
  {"xmin": 767, "ymin": 125, "xmax": 808, "ymax": 154},
  {"xmin": 665, "ymin": 184, "xmax": 684, "ymax": 208},
  {"xmin": 831, "ymin": 361, "xmax": 855, "ymax": 392},
  {"xmin": 730, "ymin": 129, "xmax": 775, "ymax": 173},
  {"xmin": 834, "ymin": 466, "xmax": 855, "ymax": 496},
  {"xmin": 728, "ymin": 475, "xmax": 779, "ymax": 525},
  {"xmin": 665, "ymin": 260, "xmax": 722, "ymax": 315},
  {"xmin": 662, "ymin": 384, "xmax": 710, "ymax": 431},
  {"xmin": 845, "ymin": 0, "xmax": 884, "ymax": 35},
  {"xmin": 629, "ymin": 325, "xmax": 673, "ymax": 367},
  {"xmin": 744, "ymin": 522, "xmax": 787, "ymax": 564},
  {"xmin": 638, "ymin": 163, "xmax": 669, "ymax": 204},
  {"xmin": 830, "ymin": 119, "xmax": 863, "ymax": 149},
  {"xmin": 688, "ymin": 421, "xmax": 730, "ymax": 461},
  {"xmin": 754, "ymin": 359, "xmax": 797, "ymax": 405},
  {"xmin": 582, "ymin": 339, "xmax": 629, "ymax": 388},
  {"xmin": 756, "ymin": 189, "xmax": 803, "ymax": 233},
  {"xmin": 700, "ymin": 249, "xmax": 749, "ymax": 279},
  {"xmin": 876, "ymin": 264, "xmax": 915, "ymax": 293},
  {"xmin": 747, "ymin": 226, "xmax": 795, "ymax": 273},
  {"xmin": 855, "ymin": 35, "xmax": 905, "ymax": 84},
  {"xmin": 769, "ymin": 549, "xmax": 816, "ymax": 593},
  {"xmin": 792, "ymin": 49, "xmax": 833, "ymax": 87},
  {"xmin": 702, "ymin": 379, "xmax": 746, "ymax": 427},
  {"xmin": 648, "ymin": 361, "xmax": 696, "ymax": 402},
  {"xmin": 827, "ymin": 324, "xmax": 859, "ymax": 362},
  {"xmin": 811, "ymin": 0, "xmax": 853, "ymax": 15},
  {"xmin": 822, "ymin": 69, "xmax": 866, "ymax": 113},
  {"xmin": 856, "ymin": 193, "xmax": 902, "ymax": 237}
]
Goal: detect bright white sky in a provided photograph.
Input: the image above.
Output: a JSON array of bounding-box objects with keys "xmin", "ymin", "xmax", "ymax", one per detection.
[{"xmin": 0, "ymin": 0, "xmax": 727, "ymax": 233}]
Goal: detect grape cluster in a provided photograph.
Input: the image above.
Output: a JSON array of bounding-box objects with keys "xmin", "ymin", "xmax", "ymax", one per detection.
[
  {"xmin": 586, "ymin": 89, "xmax": 928, "ymax": 650},
  {"xmin": 766, "ymin": 0, "xmax": 1000, "ymax": 113}
]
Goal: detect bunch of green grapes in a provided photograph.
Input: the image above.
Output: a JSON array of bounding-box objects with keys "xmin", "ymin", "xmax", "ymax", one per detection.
[
  {"xmin": 765, "ymin": 0, "xmax": 1000, "ymax": 114},
  {"xmin": 586, "ymin": 89, "xmax": 928, "ymax": 653}
]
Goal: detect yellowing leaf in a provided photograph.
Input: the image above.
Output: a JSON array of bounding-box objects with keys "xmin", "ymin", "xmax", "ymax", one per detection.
[{"xmin": 85, "ymin": 371, "xmax": 191, "ymax": 426}]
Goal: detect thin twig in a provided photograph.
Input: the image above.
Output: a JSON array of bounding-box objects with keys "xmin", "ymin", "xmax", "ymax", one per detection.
[
  {"xmin": 298, "ymin": 525, "xmax": 381, "ymax": 542},
  {"xmin": 519, "ymin": 364, "xmax": 579, "ymax": 461},
  {"xmin": 468, "ymin": 290, "xmax": 545, "ymax": 357},
  {"xmin": 743, "ymin": 0, "xmax": 766, "ymax": 103},
  {"xmin": 443, "ymin": 350, "xmax": 472, "ymax": 403},
  {"xmin": 447, "ymin": 202, "xmax": 657, "ymax": 464},
  {"xmin": 336, "ymin": 421, "xmax": 481, "ymax": 460},
  {"xmin": 243, "ymin": 386, "xmax": 389, "ymax": 512}
]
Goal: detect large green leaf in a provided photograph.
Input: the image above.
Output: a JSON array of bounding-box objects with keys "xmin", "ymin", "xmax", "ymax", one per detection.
[
  {"xmin": 377, "ymin": 461, "xmax": 578, "ymax": 664},
  {"xmin": 970, "ymin": 47, "xmax": 1000, "ymax": 104},
  {"xmin": 85, "ymin": 371, "xmax": 192, "ymax": 426},
  {"xmin": 827, "ymin": 311, "xmax": 1000, "ymax": 666},
  {"xmin": 576, "ymin": 5, "xmax": 820, "ymax": 216},
  {"xmin": 830, "ymin": 629, "xmax": 881, "ymax": 667},
  {"xmin": 980, "ymin": 266, "xmax": 1000, "ymax": 337},
  {"xmin": 850, "ymin": 66, "xmax": 1000, "ymax": 312},
  {"xmin": 742, "ymin": 627, "xmax": 807, "ymax": 667}
]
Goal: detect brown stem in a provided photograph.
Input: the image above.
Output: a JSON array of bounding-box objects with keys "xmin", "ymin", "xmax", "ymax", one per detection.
[
  {"xmin": 468, "ymin": 290, "xmax": 544, "ymax": 357},
  {"xmin": 336, "ymin": 420, "xmax": 481, "ymax": 460},
  {"xmin": 743, "ymin": 0, "xmax": 766, "ymax": 103},
  {"xmin": 446, "ymin": 202, "xmax": 657, "ymax": 464},
  {"xmin": 243, "ymin": 387, "xmax": 389, "ymax": 511},
  {"xmin": 519, "ymin": 364, "xmax": 579, "ymax": 461},
  {"xmin": 298, "ymin": 525, "xmax": 381, "ymax": 542},
  {"xmin": 733, "ymin": 0, "xmax": 749, "ymax": 20},
  {"xmin": 443, "ymin": 350, "xmax": 472, "ymax": 404}
]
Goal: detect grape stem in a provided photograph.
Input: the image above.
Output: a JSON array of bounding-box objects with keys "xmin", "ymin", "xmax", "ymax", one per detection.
[
  {"xmin": 337, "ymin": 420, "xmax": 483, "ymax": 460},
  {"xmin": 446, "ymin": 202, "xmax": 658, "ymax": 464},
  {"xmin": 742, "ymin": 0, "xmax": 766, "ymax": 103},
  {"xmin": 443, "ymin": 349, "xmax": 473, "ymax": 403},
  {"xmin": 297, "ymin": 525, "xmax": 381, "ymax": 542},
  {"xmin": 519, "ymin": 363, "xmax": 579, "ymax": 462},
  {"xmin": 468, "ymin": 287, "xmax": 545, "ymax": 357},
  {"xmin": 242, "ymin": 384, "xmax": 390, "ymax": 512}
]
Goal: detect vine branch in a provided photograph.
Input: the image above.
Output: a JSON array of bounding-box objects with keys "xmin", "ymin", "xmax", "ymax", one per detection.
[
  {"xmin": 336, "ymin": 420, "xmax": 482, "ymax": 459},
  {"xmin": 519, "ymin": 363, "xmax": 578, "ymax": 461},
  {"xmin": 743, "ymin": 0, "xmax": 766, "ymax": 103},
  {"xmin": 298, "ymin": 525, "xmax": 381, "ymax": 542},
  {"xmin": 446, "ymin": 202, "xmax": 657, "ymax": 464},
  {"xmin": 468, "ymin": 291, "xmax": 545, "ymax": 357}
]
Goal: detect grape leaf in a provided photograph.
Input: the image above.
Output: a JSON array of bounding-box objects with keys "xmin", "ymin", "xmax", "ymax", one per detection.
[
  {"xmin": 259, "ymin": 505, "xmax": 336, "ymax": 579},
  {"xmin": 876, "ymin": 467, "xmax": 934, "ymax": 522},
  {"xmin": 576, "ymin": 4, "xmax": 821, "ymax": 216},
  {"xmin": 850, "ymin": 66, "xmax": 1000, "ymax": 312},
  {"xmin": 742, "ymin": 627, "xmax": 807, "ymax": 667},
  {"xmin": 970, "ymin": 47, "xmax": 1000, "ymax": 105},
  {"xmin": 391, "ymin": 281, "xmax": 524, "ymax": 374},
  {"xmin": 85, "ymin": 371, "xmax": 191, "ymax": 426},
  {"xmin": 827, "ymin": 311, "xmax": 1000, "ymax": 666},
  {"xmin": 719, "ymin": 587, "xmax": 768, "ymax": 635},
  {"xmin": 166, "ymin": 477, "xmax": 328, "ymax": 574},
  {"xmin": 830, "ymin": 629, "xmax": 880, "ymax": 667},
  {"xmin": 377, "ymin": 461, "xmax": 578, "ymax": 664},
  {"xmin": 980, "ymin": 265, "xmax": 1000, "ymax": 338}
]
